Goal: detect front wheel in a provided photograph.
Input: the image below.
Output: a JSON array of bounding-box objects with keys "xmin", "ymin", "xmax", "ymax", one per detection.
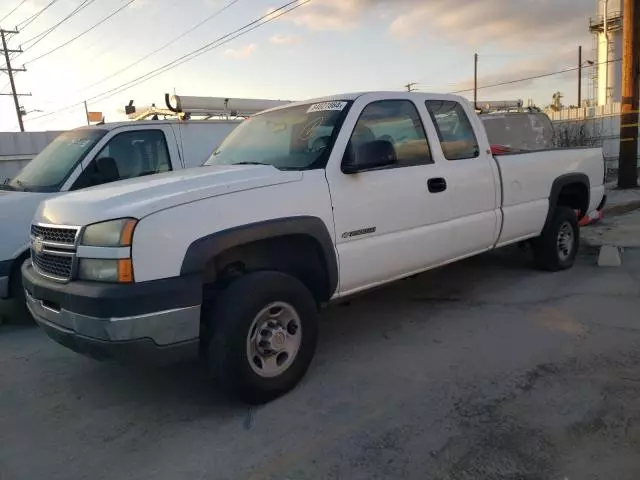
[
  {"xmin": 532, "ymin": 206, "xmax": 579, "ymax": 271},
  {"xmin": 205, "ymin": 271, "xmax": 319, "ymax": 404}
]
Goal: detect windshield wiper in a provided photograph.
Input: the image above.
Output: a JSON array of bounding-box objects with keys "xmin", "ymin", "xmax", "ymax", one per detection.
[
  {"xmin": 232, "ymin": 161, "xmax": 271, "ymax": 166},
  {"xmin": 13, "ymin": 179, "xmax": 30, "ymax": 192}
]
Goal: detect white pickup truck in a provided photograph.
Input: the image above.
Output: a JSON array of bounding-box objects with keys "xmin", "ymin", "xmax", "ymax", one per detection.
[
  {"xmin": 0, "ymin": 119, "xmax": 240, "ymax": 303},
  {"xmin": 22, "ymin": 91, "xmax": 606, "ymax": 404}
]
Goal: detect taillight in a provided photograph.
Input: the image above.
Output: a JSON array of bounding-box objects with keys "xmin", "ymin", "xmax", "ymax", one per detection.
[{"xmin": 490, "ymin": 144, "xmax": 512, "ymax": 155}]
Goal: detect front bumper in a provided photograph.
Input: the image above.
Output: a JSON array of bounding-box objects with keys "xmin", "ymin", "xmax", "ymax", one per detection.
[{"xmin": 22, "ymin": 261, "xmax": 202, "ymax": 364}]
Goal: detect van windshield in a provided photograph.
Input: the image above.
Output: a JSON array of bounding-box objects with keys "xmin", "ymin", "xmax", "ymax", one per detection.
[
  {"xmin": 204, "ymin": 101, "xmax": 352, "ymax": 170},
  {"xmin": 6, "ymin": 129, "xmax": 107, "ymax": 193}
]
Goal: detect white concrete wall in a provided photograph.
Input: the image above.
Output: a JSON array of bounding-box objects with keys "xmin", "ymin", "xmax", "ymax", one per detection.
[{"xmin": 548, "ymin": 103, "xmax": 639, "ymax": 174}]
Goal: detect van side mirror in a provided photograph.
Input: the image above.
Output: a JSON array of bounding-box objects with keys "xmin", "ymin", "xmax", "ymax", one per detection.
[{"xmin": 342, "ymin": 140, "xmax": 396, "ymax": 174}]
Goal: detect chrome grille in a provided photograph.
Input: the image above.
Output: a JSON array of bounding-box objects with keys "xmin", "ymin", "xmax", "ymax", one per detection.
[
  {"xmin": 30, "ymin": 223, "xmax": 79, "ymax": 281},
  {"xmin": 31, "ymin": 224, "xmax": 78, "ymax": 245},
  {"xmin": 31, "ymin": 251, "xmax": 73, "ymax": 279}
]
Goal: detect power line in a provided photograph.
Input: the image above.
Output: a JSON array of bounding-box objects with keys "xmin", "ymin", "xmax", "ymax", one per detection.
[
  {"xmin": 78, "ymin": 0, "xmax": 243, "ymax": 93},
  {"xmin": 17, "ymin": 0, "xmax": 60, "ymax": 30},
  {"xmin": 0, "ymin": 0, "xmax": 28, "ymax": 23},
  {"xmin": 444, "ymin": 58, "xmax": 623, "ymax": 94},
  {"xmin": 23, "ymin": 0, "xmax": 137, "ymax": 65},
  {"xmin": 86, "ymin": 0, "xmax": 308, "ymax": 103},
  {"xmin": 19, "ymin": 0, "xmax": 97, "ymax": 52},
  {"xmin": 26, "ymin": 0, "xmax": 308, "ymax": 123}
]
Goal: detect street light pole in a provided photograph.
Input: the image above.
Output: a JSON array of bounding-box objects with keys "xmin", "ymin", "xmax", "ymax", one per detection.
[{"xmin": 578, "ymin": 45, "xmax": 582, "ymax": 108}]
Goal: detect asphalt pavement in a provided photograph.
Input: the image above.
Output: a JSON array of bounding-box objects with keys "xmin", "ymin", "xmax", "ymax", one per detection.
[{"xmin": 2, "ymin": 247, "xmax": 640, "ymax": 480}]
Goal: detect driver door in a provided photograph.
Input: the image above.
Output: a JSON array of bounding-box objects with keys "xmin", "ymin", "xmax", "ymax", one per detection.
[
  {"xmin": 326, "ymin": 99, "xmax": 446, "ymax": 295},
  {"xmin": 63, "ymin": 126, "xmax": 178, "ymax": 191}
]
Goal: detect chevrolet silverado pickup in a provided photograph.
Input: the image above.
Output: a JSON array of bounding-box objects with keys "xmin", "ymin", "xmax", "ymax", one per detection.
[{"xmin": 22, "ymin": 91, "xmax": 606, "ymax": 403}]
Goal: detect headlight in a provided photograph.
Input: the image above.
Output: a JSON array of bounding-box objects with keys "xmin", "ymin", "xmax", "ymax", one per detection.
[
  {"xmin": 78, "ymin": 258, "xmax": 133, "ymax": 283},
  {"xmin": 81, "ymin": 218, "xmax": 137, "ymax": 247}
]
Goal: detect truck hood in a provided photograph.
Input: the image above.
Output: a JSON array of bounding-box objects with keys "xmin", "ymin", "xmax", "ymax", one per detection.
[
  {"xmin": 36, "ymin": 164, "xmax": 303, "ymax": 226},
  {"xmin": 0, "ymin": 190, "xmax": 55, "ymax": 260}
]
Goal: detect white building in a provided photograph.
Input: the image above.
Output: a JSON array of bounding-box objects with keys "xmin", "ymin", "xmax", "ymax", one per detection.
[{"xmin": 589, "ymin": 0, "xmax": 624, "ymax": 106}]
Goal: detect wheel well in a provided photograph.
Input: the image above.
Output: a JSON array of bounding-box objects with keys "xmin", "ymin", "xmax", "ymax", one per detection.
[
  {"xmin": 556, "ymin": 182, "xmax": 589, "ymax": 218},
  {"xmin": 203, "ymin": 234, "xmax": 331, "ymax": 303}
]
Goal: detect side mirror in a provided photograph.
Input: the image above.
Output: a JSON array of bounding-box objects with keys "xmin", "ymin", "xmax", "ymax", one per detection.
[
  {"xmin": 94, "ymin": 156, "xmax": 120, "ymax": 184},
  {"xmin": 342, "ymin": 139, "xmax": 396, "ymax": 174}
]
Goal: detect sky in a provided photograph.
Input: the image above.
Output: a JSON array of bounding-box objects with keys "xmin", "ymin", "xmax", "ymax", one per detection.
[{"xmin": 0, "ymin": 0, "xmax": 595, "ymax": 132}]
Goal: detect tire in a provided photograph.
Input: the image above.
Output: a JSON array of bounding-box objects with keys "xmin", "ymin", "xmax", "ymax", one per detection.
[
  {"xmin": 7, "ymin": 257, "xmax": 32, "ymax": 324},
  {"xmin": 9, "ymin": 262, "xmax": 25, "ymax": 302},
  {"xmin": 532, "ymin": 206, "xmax": 579, "ymax": 271},
  {"xmin": 205, "ymin": 271, "xmax": 319, "ymax": 404}
]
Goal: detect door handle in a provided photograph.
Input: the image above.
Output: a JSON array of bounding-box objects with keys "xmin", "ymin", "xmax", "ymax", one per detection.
[{"xmin": 427, "ymin": 177, "xmax": 447, "ymax": 193}]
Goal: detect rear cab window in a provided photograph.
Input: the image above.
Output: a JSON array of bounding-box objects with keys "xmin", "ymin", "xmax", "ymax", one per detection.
[{"xmin": 425, "ymin": 100, "xmax": 480, "ymax": 160}]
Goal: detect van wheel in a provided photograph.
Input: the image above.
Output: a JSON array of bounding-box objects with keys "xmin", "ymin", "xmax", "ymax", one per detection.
[
  {"xmin": 205, "ymin": 271, "xmax": 318, "ymax": 404},
  {"xmin": 532, "ymin": 206, "xmax": 579, "ymax": 271}
]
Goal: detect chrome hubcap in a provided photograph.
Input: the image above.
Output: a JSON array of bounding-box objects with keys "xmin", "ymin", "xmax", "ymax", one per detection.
[
  {"xmin": 557, "ymin": 221, "xmax": 574, "ymax": 261},
  {"xmin": 246, "ymin": 302, "xmax": 302, "ymax": 378}
]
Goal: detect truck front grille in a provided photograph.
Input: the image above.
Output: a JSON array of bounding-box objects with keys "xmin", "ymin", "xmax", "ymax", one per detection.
[
  {"xmin": 31, "ymin": 251, "xmax": 73, "ymax": 280},
  {"xmin": 31, "ymin": 224, "xmax": 79, "ymax": 245},
  {"xmin": 30, "ymin": 223, "xmax": 80, "ymax": 281}
]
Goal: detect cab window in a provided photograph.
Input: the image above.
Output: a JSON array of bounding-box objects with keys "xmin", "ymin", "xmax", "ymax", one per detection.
[
  {"xmin": 71, "ymin": 130, "xmax": 171, "ymax": 190},
  {"xmin": 347, "ymin": 100, "xmax": 433, "ymax": 168},
  {"xmin": 425, "ymin": 100, "xmax": 480, "ymax": 160}
]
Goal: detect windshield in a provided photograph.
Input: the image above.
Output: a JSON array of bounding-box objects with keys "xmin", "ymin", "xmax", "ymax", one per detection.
[
  {"xmin": 205, "ymin": 101, "xmax": 352, "ymax": 170},
  {"xmin": 6, "ymin": 129, "xmax": 107, "ymax": 193}
]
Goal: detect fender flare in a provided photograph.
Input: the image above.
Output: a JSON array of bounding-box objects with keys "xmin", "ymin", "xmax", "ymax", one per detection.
[
  {"xmin": 180, "ymin": 216, "xmax": 339, "ymax": 297},
  {"xmin": 544, "ymin": 173, "xmax": 590, "ymax": 229}
]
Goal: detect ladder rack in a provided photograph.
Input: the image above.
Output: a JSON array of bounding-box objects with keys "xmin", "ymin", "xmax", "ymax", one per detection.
[{"xmin": 122, "ymin": 94, "xmax": 292, "ymax": 121}]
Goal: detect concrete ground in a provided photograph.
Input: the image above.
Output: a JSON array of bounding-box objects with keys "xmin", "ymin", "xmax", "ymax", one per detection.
[
  {"xmin": 2, "ymin": 247, "xmax": 640, "ymax": 480},
  {"xmin": 582, "ymin": 209, "xmax": 640, "ymax": 248}
]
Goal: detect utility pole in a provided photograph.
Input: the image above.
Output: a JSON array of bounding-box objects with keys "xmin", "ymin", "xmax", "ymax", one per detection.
[
  {"xmin": 578, "ymin": 45, "xmax": 582, "ymax": 108},
  {"xmin": 404, "ymin": 82, "xmax": 418, "ymax": 92},
  {"xmin": 473, "ymin": 53, "xmax": 478, "ymax": 110},
  {"xmin": 84, "ymin": 100, "xmax": 90, "ymax": 125},
  {"xmin": 617, "ymin": 0, "xmax": 640, "ymax": 188},
  {"xmin": 0, "ymin": 28, "xmax": 30, "ymax": 132}
]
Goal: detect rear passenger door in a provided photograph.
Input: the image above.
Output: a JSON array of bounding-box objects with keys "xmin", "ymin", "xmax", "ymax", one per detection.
[{"xmin": 423, "ymin": 99, "xmax": 500, "ymax": 258}]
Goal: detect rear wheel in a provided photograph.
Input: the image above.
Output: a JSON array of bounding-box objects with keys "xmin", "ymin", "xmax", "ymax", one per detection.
[
  {"xmin": 205, "ymin": 271, "xmax": 318, "ymax": 404},
  {"xmin": 532, "ymin": 206, "xmax": 579, "ymax": 271}
]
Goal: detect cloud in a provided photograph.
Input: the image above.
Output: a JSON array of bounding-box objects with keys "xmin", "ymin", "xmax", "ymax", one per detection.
[
  {"xmin": 282, "ymin": 0, "xmax": 369, "ymax": 31},
  {"xmin": 269, "ymin": 34, "xmax": 300, "ymax": 45},
  {"xmin": 281, "ymin": 0, "xmax": 592, "ymax": 47},
  {"xmin": 223, "ymin": 43, "xmax": 257, "ymax": 59},
  {"xmin": 388, "ymin": 0, "xmax": 591, "ymax": 46}
]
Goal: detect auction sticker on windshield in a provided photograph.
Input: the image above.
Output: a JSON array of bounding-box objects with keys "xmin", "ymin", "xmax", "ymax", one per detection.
[{"xmin": 306, "ymin": 101, "xmax": 347, "ymax": 113}]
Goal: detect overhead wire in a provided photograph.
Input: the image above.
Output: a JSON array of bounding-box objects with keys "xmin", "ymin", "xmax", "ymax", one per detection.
[
  {"xmin": 26, "ymin": 0, "xmax": 309, "ymax": 123},
  {"xmin": 23, "ymin": 0, "xmax": 137, "ymax": 65},
  {"xmin": 17, "ymin": 0, "xmax": 60, "ymax": 30},
  {"xmin": 0, "ymin": 0, "xmax": 28, "ymax": 23},
  {"xmin": 19, "ymin": 0, "xmax": 97, "ymax": 52},
  {"xmin": 77, "ymin": 0, "xmax": 243, "ymax": 93},
  {"xmin": 448, "ymin": 58, "xmax": 622, "ymax": 94}
]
